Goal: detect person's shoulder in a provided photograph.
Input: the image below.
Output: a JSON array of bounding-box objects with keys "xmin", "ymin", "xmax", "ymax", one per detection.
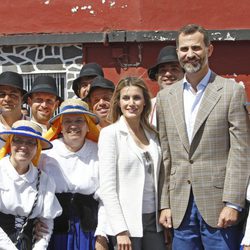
[
  {"xmin": 50, "ymin": 138, "xmax": 64, "ymax": 149},
  {"xmin": 212, "ymin": 72, "xmax": 242, "ymax": 88},
  {"xmin": 158, "ymin": 80, "xmax": 182, "ymax": 97},
  {"xmin": 85, "ymin": 138, "xmax": 98, "ymax": 150},
  {"xmin": 38, "ymin": 168, "xmax": 57, "ymax": 191},
  {"xmin": 100, "ymin": 121, "xmax": 118, "ymax": 134}
]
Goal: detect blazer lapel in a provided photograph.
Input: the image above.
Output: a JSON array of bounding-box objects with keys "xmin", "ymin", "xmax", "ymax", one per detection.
[
  {"xmin": 117, "ymin": 116, "xmax": 144, "ymax": 164},
  {"xmin": 191, "ymin": 72, "xmax": 222, "ymax": 144},
  {"xmin": 168, "ymin": 82, "xmax": 190, "ymax": 153}
]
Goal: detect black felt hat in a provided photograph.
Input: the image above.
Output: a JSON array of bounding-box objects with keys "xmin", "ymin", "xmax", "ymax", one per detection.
[
  {"xmin": 148, "ymin": 46, "xmax": 179, "ymax": 80},
  {"xmin": 23, "ymin": 76, "xmax": 63, "ymax": 103},
  {"xmin": 0, "ymin": 71, "xmax": 26, "ymax": 95},
  {"xmin": 88, "ymin": 76, "xmax": 115, "ymax": 96},
  {"xmin": 72, "ymin": 63, "xmax": 104, "ymax": 97}
]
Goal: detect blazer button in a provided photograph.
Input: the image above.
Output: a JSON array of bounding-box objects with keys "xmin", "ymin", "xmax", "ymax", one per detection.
[
  {"xmin": 189, "ymin": 160, "xmax": 194, "ymax": 164},
  {"xmin": 187, "ymin": 180, "xmax": 191, "ymax": 184}
]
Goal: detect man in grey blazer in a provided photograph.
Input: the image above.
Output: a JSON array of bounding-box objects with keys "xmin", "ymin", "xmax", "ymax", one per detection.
[{"xmin": 157, "ymin": 24, "xmax": 250, "ymax": 249}]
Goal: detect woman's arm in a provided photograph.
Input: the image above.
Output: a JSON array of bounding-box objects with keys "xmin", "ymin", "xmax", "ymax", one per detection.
[{"xmin": 98, "ymin": 126, "xmax": 128, "ymax": 235}]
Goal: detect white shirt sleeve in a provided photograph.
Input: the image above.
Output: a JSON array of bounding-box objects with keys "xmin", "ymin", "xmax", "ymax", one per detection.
[
  {"xmin": 94, "ymin": 200, "xmax": 108, "ymax": 239},
  {"xmin": 0, "ymin": 227, "xmax": 17, "ymax": 250}
]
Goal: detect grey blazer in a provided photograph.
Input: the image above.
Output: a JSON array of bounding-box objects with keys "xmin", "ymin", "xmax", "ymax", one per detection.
[{"xmin": 157, "ymin": 72, "xmax": 250, "ymax": 228}]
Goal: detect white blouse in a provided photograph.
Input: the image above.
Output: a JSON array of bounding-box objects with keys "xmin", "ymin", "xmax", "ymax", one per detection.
[
  {"xmin": 40, "ymin": 138, "xmax": 99, "ymax": 194},
  {"xmin": 0, "ymin": 156, "xmax": 62, "ymax": 249}
]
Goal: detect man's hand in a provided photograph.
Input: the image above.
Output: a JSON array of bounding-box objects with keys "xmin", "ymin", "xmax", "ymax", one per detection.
[
  {"xmin": 159, "ymin": 209, "xmax": 172, "ymax": 228},
  {"xmin": 217, "ymin": 206, "xmax": 239, "ymax": 228}
]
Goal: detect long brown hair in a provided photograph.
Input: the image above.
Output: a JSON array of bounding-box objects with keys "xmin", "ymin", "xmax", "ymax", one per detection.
[{"xmin": 109, "ymin": 76, "xmax": 154, "ymax": 132}]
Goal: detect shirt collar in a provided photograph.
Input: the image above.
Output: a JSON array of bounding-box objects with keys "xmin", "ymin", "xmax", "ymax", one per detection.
[
  {"xmin": 53, "ymin": 137, "xmax": 91, "ymax": 158},
  {"xmin": 183, "ymin": 69, "xmax": 211, "ymax": 92},
  {"xmin": 4, "ymin": 156, "xmax": 37, "ymax": 183}
]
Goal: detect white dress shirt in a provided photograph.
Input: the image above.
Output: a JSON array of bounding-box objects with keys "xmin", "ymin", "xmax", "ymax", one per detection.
[
  {"xmin": 184, "ymin": 69, "xmax": 211, "ymax": 143},
  {"xmin": 0, "ymin": 156, "xmax": 62, "ymax": 249}
]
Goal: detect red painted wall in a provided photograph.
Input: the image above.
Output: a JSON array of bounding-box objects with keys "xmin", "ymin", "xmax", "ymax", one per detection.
[
  {"xmin": 0, "ymin": 0, "xmax": 250, "ymax": 35},
  {"xmin": 83, "ymin": 41, "xmax": 250, "ymax": 100}
]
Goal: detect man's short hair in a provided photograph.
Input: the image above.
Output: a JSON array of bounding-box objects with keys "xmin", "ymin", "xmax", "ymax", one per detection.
[{"xmin": 176, "ymin": 24, "xmax": 210, "ymax": 47}]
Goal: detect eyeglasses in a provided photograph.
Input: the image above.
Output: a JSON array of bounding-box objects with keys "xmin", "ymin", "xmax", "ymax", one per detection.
[{"xmin": 12, "ymin": 138, "xmax": 37, "ymax": 147}]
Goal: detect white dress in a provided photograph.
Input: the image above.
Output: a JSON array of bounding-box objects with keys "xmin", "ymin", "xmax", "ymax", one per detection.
[{"xmin": 0, "ymin": 156, "xmax": 62, "ymax": 250}]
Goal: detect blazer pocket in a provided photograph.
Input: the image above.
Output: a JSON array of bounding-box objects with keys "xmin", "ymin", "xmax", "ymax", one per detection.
[{"xmin": 213, "ymin": 177, "xmax": 225, "ymax": 189}]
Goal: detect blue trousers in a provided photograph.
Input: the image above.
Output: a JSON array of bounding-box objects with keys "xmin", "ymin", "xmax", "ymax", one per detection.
[{"xmin": 173, "ymin": 192, "xmax": 243, "ymax": 250}]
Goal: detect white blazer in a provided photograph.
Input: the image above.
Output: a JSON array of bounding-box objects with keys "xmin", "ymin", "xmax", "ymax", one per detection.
[{"xmin": 98, "ymin": 116, "xmax": 162, "ymax": 237}]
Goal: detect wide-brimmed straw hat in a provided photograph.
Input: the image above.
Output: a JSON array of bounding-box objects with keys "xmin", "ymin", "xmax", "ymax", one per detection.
[
  {"xmin": 48, "ymin": 99, "xmax": 99, "ymax": 142},
  {"xmin": 72, "ymin": 63, "xmax": 104, "ymax": 97},
  {"xmin": 148, "ymin": 46, "xmax": 179, "ymax": 81},
  {"xmin": 0, "ymin": 120, "xmax": 52, "ymax": 150},
  {"xmin": 0, "ymin": 71, "xmax": 27, "ymax": 95},
  {"xmin": 23, "ymin": 75, "xmax": 63, "ymax": 103}
]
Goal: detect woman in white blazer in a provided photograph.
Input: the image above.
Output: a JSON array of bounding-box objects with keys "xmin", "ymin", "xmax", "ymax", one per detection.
[{"xmin": 98, "ymin": 77, "xmax": 165, "ymax": 250}]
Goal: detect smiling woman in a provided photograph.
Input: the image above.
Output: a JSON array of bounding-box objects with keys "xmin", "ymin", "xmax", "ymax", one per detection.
[
  {"xmin": 0, "ymin": 120, "xmax": 62, "ymax": 250},
  {"xmin": 97, "ymin": 77, "xmax": 165, "ymax": 250},
  {"xmin": 40, "ymin": 99, "xmax": 103, "ymax": 250}
]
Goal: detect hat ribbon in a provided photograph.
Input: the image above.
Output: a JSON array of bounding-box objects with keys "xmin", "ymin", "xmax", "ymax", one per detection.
[
  {"xmin": 61, "ymin": 105, "xmax": 89, "ymax": 112},
  {"xmin": 12, "ymin": 126, "xmax": 42, "ymax": 136}
]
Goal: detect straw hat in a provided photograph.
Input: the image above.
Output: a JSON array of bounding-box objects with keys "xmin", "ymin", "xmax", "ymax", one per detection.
[
  {"xmin": 49, "ymin": 99, "xmax": 99, "ymax": 142},
  {"xmin": 0, "ymin": 120, "xmax": 52, "ymax": 150}
]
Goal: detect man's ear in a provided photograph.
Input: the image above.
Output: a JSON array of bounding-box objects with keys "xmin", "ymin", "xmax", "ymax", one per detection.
[
  {"xmin": 54, "ymin": 100, "xmax": 60, "ymax": 110},
  {"xmin": 207, "ymin": 44, "xmax": 214, "ymax": 58},
  {"xmin": 27, "ymin": 96, "xmax": 32, "ymax": 106}
]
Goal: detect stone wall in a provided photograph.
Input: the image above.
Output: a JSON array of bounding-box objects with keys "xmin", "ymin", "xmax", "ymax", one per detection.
[{"xmin": 0, "ymin": 44, "xmax": 83, "ymax": 98}]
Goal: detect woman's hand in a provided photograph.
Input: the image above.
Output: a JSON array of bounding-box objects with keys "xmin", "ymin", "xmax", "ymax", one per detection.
[
  {"xmin": 95, "ymin": 235, "xmax": 109, "ymax": 250},
  {"xmin": 33, "ymin": 219, "xmax": 49, "ymax": 240},
  {"xmin": 116, "ymin": 231, "xmax": 132, "ymax": 250}
]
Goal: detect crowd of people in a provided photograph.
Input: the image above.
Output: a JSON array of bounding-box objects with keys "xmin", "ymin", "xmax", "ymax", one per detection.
[{"xmin": 0, "ymin": 23, "xmax": 249, "ymax": 250}]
